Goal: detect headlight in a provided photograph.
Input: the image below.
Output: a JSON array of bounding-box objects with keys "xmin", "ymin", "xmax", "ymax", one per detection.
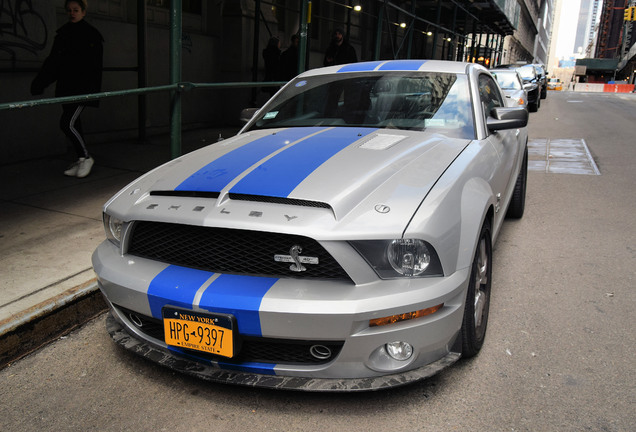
[
  {"xmin": 350, "ymin": 239, "xmax": 443, "ymax": 279},
  {"xmin": 103, "ymin": 213, "xmax": 124, "ymax": 247},
  {"xmin": 387, "ymin": 239, "xmax": 431, "ymax": 276}
]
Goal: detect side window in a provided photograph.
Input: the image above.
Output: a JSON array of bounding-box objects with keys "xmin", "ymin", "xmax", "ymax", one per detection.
[{"xmin": 478, "ymin": 74, "xmax": 504, "ymax": 117}]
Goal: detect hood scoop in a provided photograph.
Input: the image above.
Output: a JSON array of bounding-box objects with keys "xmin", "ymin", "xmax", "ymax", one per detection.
[
  {"xmin": 150, "ymin": 190, "xmax": 220, "ymax": 198},
  {"xmin": 228, "ymin": 193, "xmax": 331, "ymax": 209},
  {"xmin": 148, "ymin": 190, "xmax": 331, "ymax": 210}
]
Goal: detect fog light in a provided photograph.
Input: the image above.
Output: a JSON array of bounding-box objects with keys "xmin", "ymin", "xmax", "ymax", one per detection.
[{"xmin": 385, "ymin": 341, "xmax": 413, "ymax": 361}]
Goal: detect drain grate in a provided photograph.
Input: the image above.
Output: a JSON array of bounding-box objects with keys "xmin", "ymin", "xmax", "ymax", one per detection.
[{"xmin": 528, "ymin": 138, "xmax": 600, "ymax": 175}]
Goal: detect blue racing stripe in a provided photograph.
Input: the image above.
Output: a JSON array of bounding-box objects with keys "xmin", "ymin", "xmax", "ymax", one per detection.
[
  {"xmin": 378, "ymin": 60, "xmax": 427, "ymax": 71},
  {"xmin": 175, "ymin": 127, "xmax": 325, "ymax": 192},
  {"xmin": 147, "ymin": 265, "xmax": 213, "ymax": 319},
  {"xmin": 337, "ymin": 61, "xmax": 385, "ymax": 72},
  {"xmin": 218, "ymin": 361, "xmax": 276, "ymax": 375},
  {"xmin": 230, "ymin": 127, "xmax": 377, "ymax": 197},
  {"xmin": 167, "ymin": 346, "xmax": 276, "ymax": 375},
  {"xmin": 198, "ymin": 274, "xmax": 277, "ymax": 337}
]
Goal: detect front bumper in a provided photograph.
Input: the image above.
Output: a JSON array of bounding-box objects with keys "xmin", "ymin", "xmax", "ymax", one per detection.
[
  {"xmin": 94, "ymin": 239, "xmax": 469, "ymax": 390},
  {"xmin": 107, "ymin": 313, "xmax": 461, "ymax": 391}
]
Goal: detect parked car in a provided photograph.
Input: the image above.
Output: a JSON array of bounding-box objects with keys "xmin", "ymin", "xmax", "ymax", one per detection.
[
  {"xmin": 532, "ymin": 64, "xmax": 548, "ymax": 99},
  {"xmin": 547, "ymin": 77, "xmax": 563, "ymax": 91},
  {"xmin": 93, "ymin": 60, "xmax": 529, "ymax": 391},
  {"xmin": 491, "ymin": 69, "xmax": 529, "ymax": 110},
  {"xmin": 498, "ymin": 64, "xmax": 541, "ymax": 112}
]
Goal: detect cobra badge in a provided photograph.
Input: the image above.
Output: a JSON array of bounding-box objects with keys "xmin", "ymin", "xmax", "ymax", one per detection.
[{"xmin": 274, "ymin": 245, "xmax": 319, "ymax": 272}]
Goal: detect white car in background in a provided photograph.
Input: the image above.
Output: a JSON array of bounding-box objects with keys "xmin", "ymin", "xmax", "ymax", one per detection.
[{"xmin": 491, "ymin": 69, "xmax": 529, "ymax": 111}]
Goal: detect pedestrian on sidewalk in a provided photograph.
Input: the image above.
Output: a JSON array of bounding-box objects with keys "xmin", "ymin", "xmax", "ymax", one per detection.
[
  {"xmin": 262, "ymin": 36, "xmax": 281, "ymax": 96},
  {"xmin": 323, "ymin": 28, "xmax": 357, "ymax": 67},
  {"xmin": 30, "ymin": 0, "xmax": 104, "ymax": 178},
  {"xmin": 280, "ymin": 34, "xmax": 300, "ymax": 81}
]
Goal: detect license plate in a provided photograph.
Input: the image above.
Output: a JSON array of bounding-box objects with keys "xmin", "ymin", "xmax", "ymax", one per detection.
[{"xmin": 162, "ymin": 308, "xmax": 235, "ymax": 358}]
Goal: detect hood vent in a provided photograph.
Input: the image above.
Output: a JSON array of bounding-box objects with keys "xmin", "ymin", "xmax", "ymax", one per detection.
[
  {"xmin": 229, "ymin": 193, "xmax": 331, "ymax": 209},
  {"xmin": 149, "ymin": 191, "xmax": 331, "ymax": 209},
  {"xmin": 150, "ymin": 190, "xmax": 220, "ymax": 199}
]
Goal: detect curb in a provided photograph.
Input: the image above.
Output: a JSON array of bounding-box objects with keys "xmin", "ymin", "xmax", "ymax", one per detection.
[{"xmin": 0, "ymin": 278, "xmax": 107, "ymax": 369}]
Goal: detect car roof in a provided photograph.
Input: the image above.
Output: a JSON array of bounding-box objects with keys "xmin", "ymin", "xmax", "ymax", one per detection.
[{"xmin": 298, "ymin": 60, "xmax": 478, "ymax": 78}]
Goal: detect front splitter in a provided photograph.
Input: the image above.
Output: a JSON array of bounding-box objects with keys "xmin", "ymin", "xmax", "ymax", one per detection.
[{"xmin": 106, "ymin": 313, "xmax": 461, "ymax": 392}]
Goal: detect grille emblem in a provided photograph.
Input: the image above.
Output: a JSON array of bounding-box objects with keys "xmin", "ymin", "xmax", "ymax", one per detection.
[{"xmin": 274, "ymin": 245, "xmax": 319, "ymax": 272}]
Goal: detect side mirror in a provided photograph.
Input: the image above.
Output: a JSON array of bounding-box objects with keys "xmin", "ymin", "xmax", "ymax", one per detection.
[
  {"xmin": 240, "ymin": 108, "xmax": 260, "ymax": 124},
  {"xmin": 487, "ymin": 107, "xmax": 528, "ymax": 131}
]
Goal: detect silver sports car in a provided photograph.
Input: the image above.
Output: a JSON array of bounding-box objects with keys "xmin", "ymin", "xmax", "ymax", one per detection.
[{"xmin": 92, "ymin": 60, "xmax": 528, "ymax": 391}]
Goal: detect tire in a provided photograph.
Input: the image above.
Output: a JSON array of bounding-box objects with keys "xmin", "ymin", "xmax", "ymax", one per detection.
[
  {"xmin": 506, "ymin": 147, "xmax": 528, "ymax": 219},
  {"xmin": 529, "ymin": 100, "xmax": 538, "ymax": 112},
  {"xmin": 460, "ymin": 220, "xmax": 493, "ymax": 358}
]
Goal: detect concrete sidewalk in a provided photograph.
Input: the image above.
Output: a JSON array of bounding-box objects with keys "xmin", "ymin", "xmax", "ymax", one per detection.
[{"xmin": 0, "ymin": 127, "xmax": 238, "ymax": 367}]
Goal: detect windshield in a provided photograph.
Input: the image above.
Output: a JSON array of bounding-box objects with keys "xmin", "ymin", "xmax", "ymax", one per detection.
[
  {"xmin": 516, "ymin": 65, "xmax": 536, "ymax": 80},
  {"xmin": 247, "ymin": 72, "xmax": 475, "ymax": 139},
  {"xmin": 492, "ymin": 72, "xmax": 522, "ymax": 90}
]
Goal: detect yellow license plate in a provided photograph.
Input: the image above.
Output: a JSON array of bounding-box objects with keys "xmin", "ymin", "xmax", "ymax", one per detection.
[{"xmin": 162, "ymin": 308, "xmax": 235, "ymax": 358}]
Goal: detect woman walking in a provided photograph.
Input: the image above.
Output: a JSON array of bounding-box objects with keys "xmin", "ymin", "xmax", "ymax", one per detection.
[{"xmin": 31, "ymin": 0, "xmax": 103, "ymax": 178}]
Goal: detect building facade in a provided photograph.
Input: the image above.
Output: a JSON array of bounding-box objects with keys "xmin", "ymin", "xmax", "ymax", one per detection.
[{"xmin": 1, "ymin": 0, "xmax": 549, "ymax": 163}]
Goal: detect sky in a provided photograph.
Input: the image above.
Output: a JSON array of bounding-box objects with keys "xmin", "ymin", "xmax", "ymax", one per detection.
[{"xmin": 555, "ymin": 0, "xmax": 583, "ymax": 58}]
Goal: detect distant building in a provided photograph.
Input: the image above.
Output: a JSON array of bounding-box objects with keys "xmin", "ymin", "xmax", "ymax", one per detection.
[
  {"xmin": 595, "ymin": 0, "xmax": 631, "ymax": 59},
  {"xmin": 574, "ymin": 0, "xmax": 602, "ymax": 56}
]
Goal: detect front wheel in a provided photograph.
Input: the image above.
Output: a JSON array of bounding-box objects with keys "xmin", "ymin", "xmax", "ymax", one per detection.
[
  {"xmin": 460, "ymin": 220, "xmax": 493, "ymax": 358},
  {"xmin": 506, "ymin": 147, "xmax": 528, "ymax": 219}
]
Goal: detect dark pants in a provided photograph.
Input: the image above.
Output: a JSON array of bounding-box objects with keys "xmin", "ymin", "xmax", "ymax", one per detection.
[{"xmin": 60, "ymin": 104, "xmax": 89, "ymax": 159}]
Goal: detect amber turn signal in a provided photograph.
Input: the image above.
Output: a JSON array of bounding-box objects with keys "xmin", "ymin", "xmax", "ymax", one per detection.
[{"xmin": 369, "ymin": 304, "xmax": 443, "ymax": 327}]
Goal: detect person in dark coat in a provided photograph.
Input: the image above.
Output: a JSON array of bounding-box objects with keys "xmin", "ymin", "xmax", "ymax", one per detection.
[
  {"xmin": 323, "ymin": 28, "xmax": 357, "ymax": 67},
  {"xmin": 280, "ymin": 34, "xmax": 300, "ymax": 81},
  {"xmin": 262, "ymin": 36, "xmax": 281, "ymax": 96},
  {"xmin": 31, "ymin": 0, "xmax": 103, "ymax": 178}
]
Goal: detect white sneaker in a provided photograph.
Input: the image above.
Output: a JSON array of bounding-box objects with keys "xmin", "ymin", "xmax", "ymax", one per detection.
[
  {"xmin": 64, "ymin": 159, "xmax": 81, "ymax": 177},
  {"xmin": 76, "ymin": 157, "xmax": 94, "ymax": 178}
]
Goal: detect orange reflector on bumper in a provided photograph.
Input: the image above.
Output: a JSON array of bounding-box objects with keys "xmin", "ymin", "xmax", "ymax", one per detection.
[{"xmin": 369, "ymin": 304, "xmax": 443, "ymax": 327}]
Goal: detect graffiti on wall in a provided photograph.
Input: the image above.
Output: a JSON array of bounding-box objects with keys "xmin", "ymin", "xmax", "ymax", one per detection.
[{"xmin": 0, "ymin": 0, "xmax": 48, "ymax": 59}]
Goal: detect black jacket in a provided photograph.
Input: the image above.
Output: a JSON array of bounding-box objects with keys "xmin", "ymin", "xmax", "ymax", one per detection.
[
  {"xmin": 31, "ymin": 19, "xmax": 103, "ymax": 107},
  {"xmin": 323, "ymin": 40, "xmax": 357, "ymax": 67}
]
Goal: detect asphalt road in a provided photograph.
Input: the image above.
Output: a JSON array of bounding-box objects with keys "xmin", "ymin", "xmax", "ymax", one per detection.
[{"xmin": 1, "ymin": 91, "xmax": 635, "ymax": 432}]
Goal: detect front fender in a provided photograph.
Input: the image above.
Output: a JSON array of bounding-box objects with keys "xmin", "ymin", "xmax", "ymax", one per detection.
[
  {"xmin": 457, "ymin": 178, "xmax": 494, "ymax": 271},
  {"xmin": 404, "ymin": 141, "xmax": 497, "ymax": 277}
]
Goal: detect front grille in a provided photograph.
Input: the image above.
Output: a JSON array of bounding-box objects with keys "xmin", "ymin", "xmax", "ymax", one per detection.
[
  {"xmin": 117, "ymin": 306, "xmax": 344, "ymax": 365},
  {"xmin": 127, "ymin": 221, "xmax": 351, "ymax": 281}
]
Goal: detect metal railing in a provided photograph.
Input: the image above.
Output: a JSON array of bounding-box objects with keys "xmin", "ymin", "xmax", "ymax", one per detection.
[{"xmin": 0, "ymin": 81, "xmax": 286, "ymax": 159}]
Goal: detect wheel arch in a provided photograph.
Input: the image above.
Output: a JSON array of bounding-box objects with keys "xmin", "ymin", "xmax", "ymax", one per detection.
[{"xmin": 457, "ymin": 177, "xmax": 496, "ymax": 272}]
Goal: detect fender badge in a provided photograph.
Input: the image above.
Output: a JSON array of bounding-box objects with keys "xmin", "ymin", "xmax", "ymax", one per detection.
[{"xmin": 375, "ymin": 204, "xmax": 391, "ymax": 214}]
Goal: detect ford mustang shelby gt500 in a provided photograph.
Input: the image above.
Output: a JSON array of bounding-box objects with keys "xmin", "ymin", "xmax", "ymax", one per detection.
[{"xmin": 92, "ymin": 60, "xmax": 528, "ymax": 391}]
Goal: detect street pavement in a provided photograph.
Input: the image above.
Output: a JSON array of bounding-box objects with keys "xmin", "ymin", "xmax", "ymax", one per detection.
[{"xmin": 0, "ymin": 126, "xmax": 238, "ymax": 366}]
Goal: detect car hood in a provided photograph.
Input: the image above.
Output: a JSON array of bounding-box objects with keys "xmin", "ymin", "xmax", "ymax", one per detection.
[{"xmin": 106, "ymin": 127, "xmax": 470, "ymax": 238}]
